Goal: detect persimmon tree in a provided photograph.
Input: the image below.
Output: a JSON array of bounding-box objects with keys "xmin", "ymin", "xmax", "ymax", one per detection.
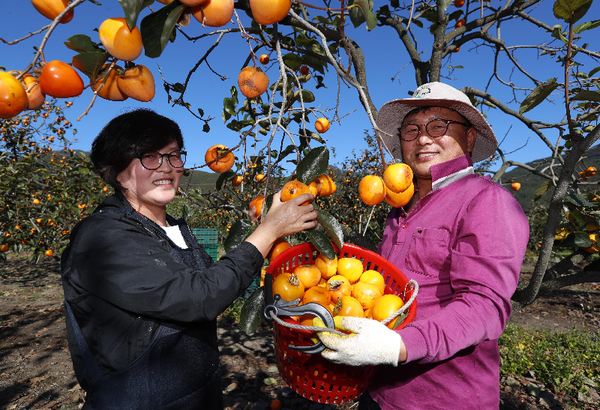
[
  {"xmin": 1, "ymin": 0, "xmax": 600, "ymax": 307},
  {"xmin": 0, "ymin": 100, "xmax": 109, "ymax": 263}
]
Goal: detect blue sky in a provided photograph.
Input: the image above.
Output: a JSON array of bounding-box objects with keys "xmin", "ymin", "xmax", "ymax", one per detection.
[{"xmin": 1, "ymin": 1, "xmax": 599, "ymax": 175}]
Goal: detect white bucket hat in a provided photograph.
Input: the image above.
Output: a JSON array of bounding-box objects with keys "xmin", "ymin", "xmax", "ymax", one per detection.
[{"xmin": 376, "ymin": 82, "xmax": 498, "ymax": 163}]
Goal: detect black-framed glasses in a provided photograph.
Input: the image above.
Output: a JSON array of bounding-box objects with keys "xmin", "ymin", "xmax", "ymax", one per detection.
[
  {"xmin": 138, "ymin": 150, "xmax": 187, "ymax": 170},
  {"xmin": 399, "ymin": 119, "xmax": 470, "ymax": 141}
]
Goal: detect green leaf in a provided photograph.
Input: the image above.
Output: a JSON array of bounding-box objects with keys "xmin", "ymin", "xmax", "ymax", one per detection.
[
  {"xmin": 573, "ymin": 231, "xmax": 593, "ymax": 247},
  {"xmin": 296, "ymin": 146, "xmax": 329, "ymax": 184},
  {"xmin": 365, "ymin": 9, "xmax": 378, "ymax": 30},
  {"xmin": 571, "ymin": 90, "xmax": 600, "ymax": 102},
  {"xmin": 440, "ymin": 0, "xmax": 454, "ymax": 10},
  {"xmin": 348, "ymin": 0, "xmax": 378, "ymax": 30},
  {"xmin": 589, "ymin": 66, "xmax": 600, "ymax": 77},
  {"xmin": 71, "ymin": 52, "xmax": 109, "ymax": 78},
  {"xmin": 292, "ymin": 89, "xmax": 315, "ymax": 103},
  {"xmin": 224, "ymin": 219, "xmax": 252, "ymax": 253},
  {"xmin": 140, "ymin": 1, "xmax": 185, "ymax": 58},
  {"xmin": 551, "ymin": 25, "xmax": 568, "ymax": 43},
  {"xmin": 223, "ymin": 97, "xmax": 237, "ymax": 116},
  {"xmin": 222, "ymin": 109, "xmax": 231, "ymax": 123},
  {"xmin": 392, "ymin": 310, "xmax": 410, "ymax": 329},
  {"xmin": 77, "ymin": 167, "xmax": 90, "ymax": 176},
  {"xmin": 263, "ymin": 193, "xmax": 274, "ymax": 217},
  {"xmin": 118, "ymin": 0, "xmax": 152, "ymax": 29},
  {"xmin": 282, "ymin": 53, "xmax": 302, "ymax": 71},
  {"xmin": 519, "ymin": 79, "xmax": 560, "ymax": 115},
  {"xmin": 187, "ymin": 189, "xmax": 208, "ymax": 204},
  {"xmin": 216, "ymin": 170, "xmax": 235, "ymax": 191},
  {"xmin": 317, "ymin": 210, "xmax": 344, "ymax": 250},
  {"xmin": 566, "ymin": 192, "xmax": 595, "ymax": 207},
  {"xmin": 64, "ymin": 35, "xmax": 102, "ymax": 53},
  {"xmin": 314, "ymin": 15, "xmax": 332, "ymax": 25},
  {"xmin": 553, "ymin": 0, "xmax": 593, "ymax": 24},
  {"xmin": 533, "ymin": 179, "xmax": 553, "ymax": 201},
  {"xmin": 277, "ymin": 145, "xmax": 297, "ymax": 161},
  {"xmin": 305, "ymin": 229, "xmax": 336, "ymax": 259},
  {"xmin": 574, "ymin": 19, "xmax": 600, "ymax": 33},
  {"xmin": 305, "ymin": 130, "xmax": 325, "ymax": 143},
  {"xmin": 239, "ymin": 286, "xmax": 265, "ymax": 334}
]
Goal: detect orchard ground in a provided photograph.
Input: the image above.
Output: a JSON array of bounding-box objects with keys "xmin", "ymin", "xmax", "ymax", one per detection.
[{"xmin": 0, "ymin": 255, "xmax": 599, "ymax": 410}]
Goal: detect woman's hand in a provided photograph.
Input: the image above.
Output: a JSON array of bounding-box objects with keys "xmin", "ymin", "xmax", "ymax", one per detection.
[{"xmin": 246, "ymin": 191, "xmax": 318, "ymax": 258}]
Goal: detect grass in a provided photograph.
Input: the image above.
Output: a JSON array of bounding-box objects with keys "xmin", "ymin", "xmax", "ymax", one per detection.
[{"xmin": 499, "ymin": 323, "xmax": 600, "ymax": 397}]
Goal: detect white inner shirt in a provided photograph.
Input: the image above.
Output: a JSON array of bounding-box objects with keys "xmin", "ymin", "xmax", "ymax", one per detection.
[{"xmin": 161, "ymin": 225, "xmax": 189, "ymax": 249}]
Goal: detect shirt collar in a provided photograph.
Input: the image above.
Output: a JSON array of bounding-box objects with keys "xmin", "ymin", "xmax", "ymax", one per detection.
[{"xmin": 430, "ymin": 154, "xmax": 474, "ymax": 191}]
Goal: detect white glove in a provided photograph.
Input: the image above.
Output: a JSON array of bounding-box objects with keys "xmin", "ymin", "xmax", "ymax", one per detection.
[{"xmin": 318, "ymin": 316, "xmax": 402, "ymax": 367}]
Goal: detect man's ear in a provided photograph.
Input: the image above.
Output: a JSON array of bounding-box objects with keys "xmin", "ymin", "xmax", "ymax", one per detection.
[{"xmin": 466, "ymin": 127, "xmax": 477, "ymax": 152}]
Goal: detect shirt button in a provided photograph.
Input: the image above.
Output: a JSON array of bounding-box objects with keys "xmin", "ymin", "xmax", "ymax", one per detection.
[{"xmin": 402, "ymin": 224, "xmax": 407, "ymax": 229}]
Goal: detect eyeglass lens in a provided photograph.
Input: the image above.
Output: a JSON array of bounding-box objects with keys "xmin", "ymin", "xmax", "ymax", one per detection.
[
  {"xmin": 400, "ymin": 119, "xmax": 454, "ymax": 141},
  {"xmin": 140, "ymin": 151, "xmax": 186, "ymax": 169}
]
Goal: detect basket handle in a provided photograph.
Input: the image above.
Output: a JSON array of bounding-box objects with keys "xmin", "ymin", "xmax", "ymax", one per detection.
[{"xmin": 264, "ymin": 272, "xmax": 274, "ymax": 308}]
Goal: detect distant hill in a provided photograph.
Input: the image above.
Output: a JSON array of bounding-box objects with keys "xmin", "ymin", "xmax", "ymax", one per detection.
[
  {"xmin": 180, "ymin": 169, "xmax": 221, "ymax": 192},
  {"xmin": 502, "ymin": 144, "xmax": 600, "ymax": 211}
]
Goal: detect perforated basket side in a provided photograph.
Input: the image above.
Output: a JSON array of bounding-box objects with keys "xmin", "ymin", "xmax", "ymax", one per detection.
[
  {"xmin": 266, "ymin": 242, "xmax": 416, "ymax": 404},
  {"xmin": 273, "ymin": 318, "xmax": 377, "ymax": 404}
]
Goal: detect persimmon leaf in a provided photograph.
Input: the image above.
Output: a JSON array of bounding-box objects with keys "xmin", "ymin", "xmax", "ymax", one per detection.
[
  {"xmin": 224, "ymin": 219, "xmax": 252, "ymax": 253},
  {"xmin": 519, "ymin": 79, "xmax": 560, "ymax": 115},
  {"xmin": 240, "ymin": 286, "xmax": 265, "ymax": 334},
  {"xmin": 317, "ymin": 210, "xmax": 344, "ymax": 250},
  {"xmin": 296, "ymin": 146, "xmax": 329, "ymax": 184},
  {"xmin": 64, "ymin": 35, "xmax": 102, "ymax": 53},
  {"xmin": 553, "ymin": 0, "xmax": 593, "ymax": 24},
  {"xmin": 305, "ymin": 229, "xmax": 336, "ymax": 260},
  {"xmin": 71, "ymin": 52, "xmax": 108, "ymax": 79},
  {"xmin": 118, "ymin": 0, "xmax": 152, "ymax": 29},
  {"xmin": 140, "ymin": 1, "xmax": 185, "ymax": 58}
]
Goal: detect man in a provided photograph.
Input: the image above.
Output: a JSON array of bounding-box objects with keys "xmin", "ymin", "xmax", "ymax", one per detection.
[{"xmin": 319, "ymin": 82, "xmax": 529, "ymax": 409}]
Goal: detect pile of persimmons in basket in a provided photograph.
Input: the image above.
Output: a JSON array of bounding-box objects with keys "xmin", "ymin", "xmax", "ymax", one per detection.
[{"xmin": 269, "ymin": 252, "xmax": 406, "ymax": 330}]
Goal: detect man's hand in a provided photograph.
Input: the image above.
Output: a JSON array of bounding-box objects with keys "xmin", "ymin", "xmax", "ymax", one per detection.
[{"xmin": 319, "ymin": 316, "xmax": 402, "ymax": 367}]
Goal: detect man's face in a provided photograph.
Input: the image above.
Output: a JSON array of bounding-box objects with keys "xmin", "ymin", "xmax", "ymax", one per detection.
[{"xmin": 400, "ymin": 107, "xmax": 477, "ymax": 181}]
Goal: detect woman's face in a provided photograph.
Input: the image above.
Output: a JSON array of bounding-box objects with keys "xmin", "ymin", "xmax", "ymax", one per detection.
[{"xmin": 117, "ymin": 140, "xmax": 184, "ymax": 214}]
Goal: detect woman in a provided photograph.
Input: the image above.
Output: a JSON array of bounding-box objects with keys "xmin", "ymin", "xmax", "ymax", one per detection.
[{"xmin": 60, "ymin": 108, "xmax": 317, "ymax": 409}]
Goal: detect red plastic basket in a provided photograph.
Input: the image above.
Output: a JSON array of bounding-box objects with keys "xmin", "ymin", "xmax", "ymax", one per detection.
[{"xmin": 266, "ymin": 242, "xmax": 417, "ymax": 404}]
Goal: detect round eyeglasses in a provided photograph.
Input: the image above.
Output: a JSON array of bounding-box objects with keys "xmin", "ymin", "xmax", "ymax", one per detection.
[
  {"xmin": 399, "ymin": 119, "xmax": 470, "ymax": 142},
  {"xmin": 138, "ymin": 150, "xmax": 187, "ymax": 170}
]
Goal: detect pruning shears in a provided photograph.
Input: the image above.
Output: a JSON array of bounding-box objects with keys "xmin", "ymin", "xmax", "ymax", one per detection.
[{"xmin": 263, "ymin": 273, "xmax": 335, "ymax": 354}]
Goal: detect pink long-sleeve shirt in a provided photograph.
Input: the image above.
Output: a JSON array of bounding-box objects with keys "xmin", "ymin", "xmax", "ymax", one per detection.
[{"xmin": 370, "ymin": 154, "xmax": 529, "ymax": 409}]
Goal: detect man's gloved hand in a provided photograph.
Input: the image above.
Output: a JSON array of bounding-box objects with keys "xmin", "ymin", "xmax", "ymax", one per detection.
[{"xmin": 318, "ymin": 316, "xmax": 402, "ymax": 367}]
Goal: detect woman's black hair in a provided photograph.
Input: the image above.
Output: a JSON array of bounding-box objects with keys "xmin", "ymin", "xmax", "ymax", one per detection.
[{"xmin": 90, "ymin": 108, "xmax": 184, "ymax": 191}]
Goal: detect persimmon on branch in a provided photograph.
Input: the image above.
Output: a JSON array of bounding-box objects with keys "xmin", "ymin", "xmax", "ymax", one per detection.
[{"xmin": 25, "ymin": 0, "xmax": 86, "ymax": 76}]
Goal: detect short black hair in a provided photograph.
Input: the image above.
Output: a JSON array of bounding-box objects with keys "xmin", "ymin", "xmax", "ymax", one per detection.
[{"xmin": 91, "ymin": 109, "xmax": 184, "ymax": 191}]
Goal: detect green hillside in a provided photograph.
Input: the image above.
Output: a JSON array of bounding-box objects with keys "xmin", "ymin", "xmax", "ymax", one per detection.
[
  {"xmin": 180, "ymin": 169, "xmax": 222, "ymax": 192},
  {"xmin": 502, "ymin": 145, "xmax": 600, "ymax": 211}
]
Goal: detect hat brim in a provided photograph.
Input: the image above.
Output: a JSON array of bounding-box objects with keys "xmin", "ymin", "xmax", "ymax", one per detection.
[{"xmin": 376, "ymin": 97, "xmax": 497, "ymax": 163}]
